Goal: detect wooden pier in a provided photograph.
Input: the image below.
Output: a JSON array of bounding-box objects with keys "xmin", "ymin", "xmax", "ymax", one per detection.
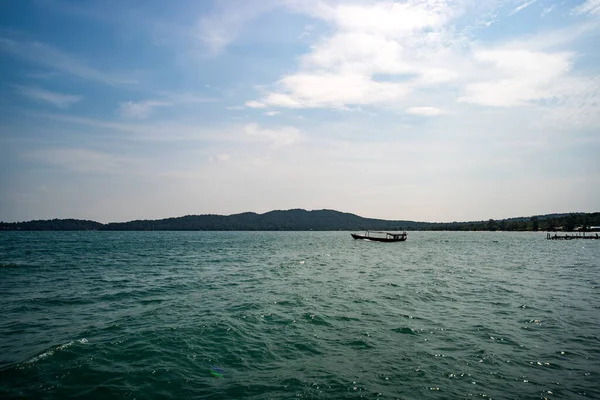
[{"xmin": 547, "ymin": 232, "xmax": 600, "ymax": 240}]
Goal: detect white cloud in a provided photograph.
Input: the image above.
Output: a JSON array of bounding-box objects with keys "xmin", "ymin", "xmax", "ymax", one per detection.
[
  {"xmin": 296, "ymin": 75, "xmax": 405, "ymax": 108},
  {"xmin": 14, "ymin": 85, "xmax": 82, "ymax": 108},
  {"xmin": 303, "ymin": 31, "xmax": 411, "ymax": 75},
  {"xmin": 294, "ymin": 0, "xmax": 454, "ymax": 36},
  {"xmin": 406, "ymin": 106, "xmax": 442, "ymax": 116},
  {"xmin": 262, "ymin": 72, "xmax": 410, "ymax": 109},
  {"xmin": 572, "ymin": 0, "xmax": 600, "ymax": 15},
  {"xmin": 119, "ymin": 100, "xmax": 172, "ymax": 119},
  {"xmin": 248, "ymin": 0, "xmax": 460, "ymax": 110},
  {"xmin": 263, "ymin": 111, "xmax": 280, "ymax": 116},
  {"xmin": 243, "ymin": 0, "xmax": 599, "ymax": 115},
  {"xmin": 331, "ymin": 1, "xmax": 450, "ymax": 37},
  {"xmin": 509, "ymin": 0, "xmax": 537, "ymax": 16}
]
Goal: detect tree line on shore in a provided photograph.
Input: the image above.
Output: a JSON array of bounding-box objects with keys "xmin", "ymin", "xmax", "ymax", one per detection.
[{"xmin": 1, "ymin": 210, "xmax": 598, "ymax": 231}]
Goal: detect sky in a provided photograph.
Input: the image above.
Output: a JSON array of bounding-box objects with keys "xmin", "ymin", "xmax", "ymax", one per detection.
[{"xmin": 0, "ymin": 0, "xmax": 599, "ymax": 223}]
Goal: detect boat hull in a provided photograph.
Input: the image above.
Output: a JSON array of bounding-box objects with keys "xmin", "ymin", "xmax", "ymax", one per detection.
[{"xmin": 351, "ymin": 233, "xmax": 407, "ymax": 242}]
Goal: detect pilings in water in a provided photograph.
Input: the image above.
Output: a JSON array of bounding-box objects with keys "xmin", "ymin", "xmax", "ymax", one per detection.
[{"xmin": 547, "ymin": 232, "xmax": 600, "ymax": 240}]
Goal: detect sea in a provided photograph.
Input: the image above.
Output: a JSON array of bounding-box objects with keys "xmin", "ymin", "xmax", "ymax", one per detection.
[{"xmin": 0, "ymin": 231, "xmax": 599, "ymax": 399}]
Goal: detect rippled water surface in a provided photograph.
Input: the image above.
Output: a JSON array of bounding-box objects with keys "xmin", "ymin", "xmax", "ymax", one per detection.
[{"xmin": 1, "ymin": 231, "xmax": 599, "ymax": 399}]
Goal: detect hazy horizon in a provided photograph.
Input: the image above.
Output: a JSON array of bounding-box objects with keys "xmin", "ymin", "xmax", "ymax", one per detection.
[
  {"xmin": 2, "ymin": 207, "xmax": 599, "ymax": 225},
  {"xmin": 1, "ymin": 1, "xmax": 599, "ymax": 223}
]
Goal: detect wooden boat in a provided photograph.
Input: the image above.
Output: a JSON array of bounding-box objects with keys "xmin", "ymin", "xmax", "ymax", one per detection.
[{"xmin": 351, "ymin": 231, "xmax": 407, "ymax": 242}]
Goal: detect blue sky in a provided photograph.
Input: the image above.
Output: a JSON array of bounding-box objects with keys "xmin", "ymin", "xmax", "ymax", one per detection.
[{"xmin": 1, "ymin": 0, "xmax": 599, "ymax": 223}]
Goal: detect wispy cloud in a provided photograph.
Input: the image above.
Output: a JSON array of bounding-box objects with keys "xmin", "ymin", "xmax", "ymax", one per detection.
[
  {"xmin": 263, "ymin": 111, "xmax": 280, "ymax": 116},
  {"xmin": 24, "ymin": 111, "xmax": 304, "ymax": 147},
  {"xmin": 159, "ymin": 92, "xmax": 217, "ymax": 104},
  {"xmin": 24, "ymin": 71, "xmax": 62, "ymax": 80},
  {"xmin": 25, "ymin": 147, "xmax": 135, "ymax": 174},
  {"xmin": 245, "ymin": 100, "xmax": 267, "ymax": 108},
  {"xmin": 459, "ymin": 47, "xmax": 574, "ymax": 107},
  {"xmin": 572, "ymin": 0, "xmax": 600, "ymax": 15},
  {"xmin": 13, "ymin": 85, "xmax": 82, "ymax": 108},
  {"xmin": 119, "ymin": 100, "xmax": 172, "ymax": 119},
  {"xmin": 119, "ymin": 93, "xmax": 218, "ymax": 119},
  {"xmin": 541, "ymin": 5, "xmax": 555, "ymax": 16},
  {"xmin": 25, "ymin": 111, "xmax": 222, "ymax": 143},
  {"xmin": 0, "ymin": 36, "xmax": 137, "ymax": 86},
  {"xmin": 509, "ymin": 0, "xmax": 537, "ymax": 16},
  {"xmin": 298, "ymin": 24, "xmax": 314, "ymax": 39},
  {"xmin": 196, "ymin": 0, "xmax": 277, "ymax": 56}
]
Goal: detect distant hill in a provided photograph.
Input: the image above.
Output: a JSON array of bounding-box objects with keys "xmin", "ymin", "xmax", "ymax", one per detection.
[
  {"xmin": 1, "ymin": 209, "xmax": 599, "ymax": 231},
  {"xmin": 0, "ymin": 218, "xmax": 103, "ymax": 231},
  {"xmin": 102, "ymin": 209, "xmax": 424, "ymax": 231}
]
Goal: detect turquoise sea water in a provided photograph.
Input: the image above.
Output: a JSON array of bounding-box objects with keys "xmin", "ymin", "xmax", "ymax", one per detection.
[{"xmin": 0, "ymin": 231, "xmax": 599, "ymax": 399}]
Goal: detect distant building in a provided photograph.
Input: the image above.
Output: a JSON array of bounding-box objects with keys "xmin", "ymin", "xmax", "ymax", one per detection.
[{"xmin": 575, "ymin": 226, "xmax": 600, "ymax": 232}]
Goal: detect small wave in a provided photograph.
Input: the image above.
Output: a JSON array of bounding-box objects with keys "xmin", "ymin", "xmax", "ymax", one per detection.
[
  {"xmin": 352, "ymin": 298, "xmax": 378, "ymax": 304},
  {"xmin": 139, "ymin": 298, "xmax": 165, "ymax": 305},
  {"xmin": 522, "ymin": 319, "xmax": 543, "ymax": 324},
  {"xmin": 292, "ymin": 342, "xmax": 322, "ymax": 355},
  {"xmin": 400, "ymin": 314, "xmax": 422, "ymax": 320},
  {"xmin": 392, "ymin": 327, "xmax": 417, "ymax": 335},
  {"xmin": 344, "ymin": 339, "xmax": 375, "ymax": 349},
  {"xmin": 273, "ymin": 299, "xmax": 298, "ymax": 307},
  {"xmin": 24, "ymin": 341, "xmax": 74, "ymax": 366},
  {"xmin": 303, "ymin": 313, "xmax": 332, "ymax": 326},
  {"xmin": 332, "ymin": 315, "xmax": 361, "ymax": 322}
]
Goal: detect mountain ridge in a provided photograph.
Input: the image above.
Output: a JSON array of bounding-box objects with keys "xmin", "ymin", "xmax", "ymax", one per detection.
[{"xmin": 1, "ymin": 209, "xmax": 598, "ymax": 231}]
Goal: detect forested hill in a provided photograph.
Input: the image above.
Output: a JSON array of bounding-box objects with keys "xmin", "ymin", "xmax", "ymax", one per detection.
[
  {"xmin": 1, "ymin": 209, "xmax": 599, "ymax": 231},
  {"xmin": 101, "ymin": 209, "xmax": 423, "ymax": 231}
]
